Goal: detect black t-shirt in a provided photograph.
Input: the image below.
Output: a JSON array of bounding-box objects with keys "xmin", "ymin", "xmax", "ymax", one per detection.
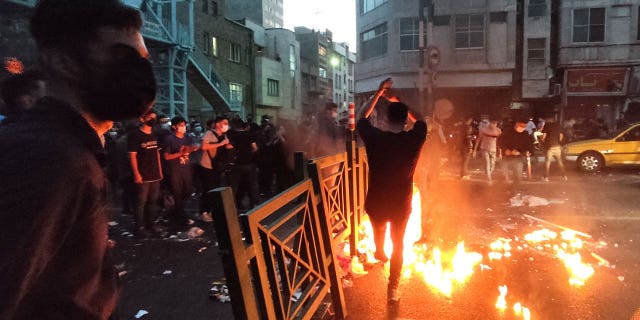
[
  {"xmin": 127, "ymin": 129, "xmax": 162, "ymax": 181},
  {"xmin": 357, "ymin": 118, "xmax": 427, "ymax": 219},
  {"xmin": 228, "ymin": 130, "xmax": 256, "ymax": 165},
  {"xmin": 498, "ymin": 129, "xmax": 534, "ymax": 157},
  {"xmin": 542, "ymin": 122, "xmax": 563, "ymax": 148},
  {"xmin": 162, "ymin": 134, "xmax": 194, "ymax": 174}
]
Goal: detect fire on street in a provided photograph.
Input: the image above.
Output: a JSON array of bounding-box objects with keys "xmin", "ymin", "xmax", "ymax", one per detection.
[{"xmin": 342, "ymin": 167, "xmax": 640, "ymax": 320}]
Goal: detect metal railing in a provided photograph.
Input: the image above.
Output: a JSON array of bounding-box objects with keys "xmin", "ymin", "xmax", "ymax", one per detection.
[{"xmin": 209, "ymin": 135, "xmax": 369, "ymax": 319}]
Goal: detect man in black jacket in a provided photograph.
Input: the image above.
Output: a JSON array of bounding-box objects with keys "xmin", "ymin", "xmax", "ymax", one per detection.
[
  {"xmin": 0, "ymin": 0, "xmax": 156, "ymax": 319},
  {"xmin": 498, "ymin": 119, "xmax": 535, "ymax": 186}
]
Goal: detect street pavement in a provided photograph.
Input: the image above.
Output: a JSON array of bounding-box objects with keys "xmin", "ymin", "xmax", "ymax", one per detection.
[{"xmin": 109, "ymin": 159, "xmax": 640, "ymax": 320}]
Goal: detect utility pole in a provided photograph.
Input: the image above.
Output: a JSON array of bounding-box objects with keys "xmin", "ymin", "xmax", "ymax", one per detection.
[{"xmin": 418, "ymin": 0, "xmax": 426, "ymax": 115}]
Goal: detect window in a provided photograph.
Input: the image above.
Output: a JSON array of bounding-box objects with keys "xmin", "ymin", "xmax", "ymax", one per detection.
[
  {"xmin": 528, "ymin": 0, "xmax": 546, "ymax": 17},
  {"xmin": 229, "ymin": 83, "xmax": 243, "ymax": 104},
  {"xmin": 400, "ymin": 18, "xmax": 426, "ymax": 51},
  {"xmin": 203, "ymin": 32, "xmax": 211, "ymax": 55},
  {"xmin": 319, "ymin": 67, "xmax": 327, "ymax": 78},
  {"xmin": 267, "ymin": 79, "xmax": 279, "ymax": 96},
  {"xmin": 318, "ymin": 45, "xmax": 327, "ymax": 56},
  {"xmin": 362, "ymin": 0, "xmax": 387, "ymax": 14},
  {"xmin": 289, "ymin": 44, "xmax": 296, "ymax": 77},
  {"xmin": 202, "ymin": 0, "xmax": 208, "ymax": 13},
  {"xmin": 455, "ymin": 14, "xmax": 484, "ymax": 48},
  {"xmin": 573, "ymin": 8, "xmax": 605, "ymax": 42},
  {"xmin": 229, "ymin": 43, "xmax": 241, "ymax": 63},
  {"xmin": 451, "ymin": 0, "xmax": 486, "ymax": 9},
  {"xmin": 360, "ymin": 23, "xmax": 387, "ymax": 60},
  {"xmin": 211, "ymin": 1, "xmax": 218, "ymax": 16},
  {"xmin": 211, "ymin": 36, "xmax": 218, "ymax": 56},
  {"xmin": 490, "ymin": 12, "xmax": 507, "ymax": 23},
  {"xmin": 527, "ymin": 38, "xmax": 545, "ymax": 65}
]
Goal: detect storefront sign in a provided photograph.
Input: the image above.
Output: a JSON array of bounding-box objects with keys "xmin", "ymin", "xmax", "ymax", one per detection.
[{"xmin": 565, "ymin": 68, "xmax": 629, "ymax": 96}]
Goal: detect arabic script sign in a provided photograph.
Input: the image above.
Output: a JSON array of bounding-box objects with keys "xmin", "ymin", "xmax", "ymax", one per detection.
[{"xmin": 565, "ymin": 68, "xmax": 628, "ymax": 95}]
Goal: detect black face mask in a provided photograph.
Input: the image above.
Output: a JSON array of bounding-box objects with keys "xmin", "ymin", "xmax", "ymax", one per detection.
[
  {"xmin": 144, "ymin": 119, "xmax": 156, "ymax": 126},
  {"xmin": 79, "ymin": 43, "xmax": 157, "ymax": 121}
]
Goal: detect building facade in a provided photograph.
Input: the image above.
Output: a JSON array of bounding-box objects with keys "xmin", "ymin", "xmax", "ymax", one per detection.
[
  {"xmin": 188, "ymin": 0, "xmax": 255, "ymax": 121},
  {"xmin": 225, "ymin": 0, "xmax": 284, "ymax": 28},
  {"xmin": 331, "ymin": 42, "xmax": 357, "ymax": 112},
  {"xmin": 243, "ymin": 20, "xmax": 303, "ymax": 122},
  {"xmin": 355, "ymin": 0, "xmax": 518, "ymax": 119},
  {"xmin": 555, "ymin": 0, "xmax": 640, "ymax": 127},
  {"xmin": 295, "ymin": 27, "xmax": 334, "ymax": 115}
]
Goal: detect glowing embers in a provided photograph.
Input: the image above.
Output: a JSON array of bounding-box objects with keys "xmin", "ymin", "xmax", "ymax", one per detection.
[{"xmin": 522, "ymin": 228, "xmax": 595, "ymax": 286}]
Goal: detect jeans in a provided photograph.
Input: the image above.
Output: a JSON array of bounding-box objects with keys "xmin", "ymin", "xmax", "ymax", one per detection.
[
  {"xmin": 134, "ymin": 180, "xmax": 161, "ymax": 230},
  {"xmin": 482, "ymin": 150, "xmax": 497, "ymax": 181},
  {"xmin": 502, "ymin": 156, "xmax": 524, "ymax": 185},
  {"xmin": 169, "ymin": 169, "xmax": 192, "ymax": 224},
  {"xmin": 229, "ymin": 163, "xmax": 260, "ymax": 210},
  {"xmin": 197, "ymin": 165, "xmax": 225, "ymax": 213},
  {"xmin": 544, "ymin": 146, "xmax": 566, "ymax": 178},
  {"xmin": 369, "ymin": 213, "xmax": 411, "ymax": 288}
]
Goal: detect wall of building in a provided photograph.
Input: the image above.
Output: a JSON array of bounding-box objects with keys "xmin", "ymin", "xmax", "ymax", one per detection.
[
  {"xmin": 355, "ymin": 0, "xmax": 517, "ymax": 117},
  {"xmin": 188, "ymin": 0, "xmax": 254, "ymax": 119}
]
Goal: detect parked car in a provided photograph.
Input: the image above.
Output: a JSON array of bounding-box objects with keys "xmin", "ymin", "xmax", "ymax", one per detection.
[{"xmin": 563, "ymin": 122, "xmax": 640, "ymax": 172}]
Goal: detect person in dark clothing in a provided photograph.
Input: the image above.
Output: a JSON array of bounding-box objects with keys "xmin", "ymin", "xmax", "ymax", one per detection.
[
  {"xmin": 541, "ymin": 118, "xmax": 567, "ymax": 181},
  {"xmin": 498, "ymin": 120, "xmax": 535, "ymax": 186},
  {"xmin": 458, "ymin": 116, "xmax": 475, "ymax": 179},
  {"xmin": 0, "ymin": 0, "xmax": 156, "ymax": 319},
  {"xmin": 357, "ymin": 78, "xmax": 427, "ymax": 304},
  {"xmin": 257, "ymin": 115, "xmax": 277, "ymax": 197},
  {"xmin": 128, "ymin": 109, "xmax": 164, "ymax": 237},
  {"xmin": 227, "ymin": 118, "xmax": 260, "ymax": 210},
  {"xmin": 316, "ymin": 102, "xmax": 343, "ymax": 157},
  {"xmin": 163, "ymin": 116, "xmax": 198, "ymax": 226}
]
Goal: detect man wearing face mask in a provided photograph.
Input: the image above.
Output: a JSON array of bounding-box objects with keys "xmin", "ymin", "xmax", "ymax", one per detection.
[
  {"xmin": 128, "ymin": 109, "xmax": 164, "ymax": 237},
  {"xmin": 0, "ymin": 0, "xmax": 156, "ymax": 319},
  {"xmin": 163, "ymin": 116, "xmax": 198, "ymax": 226},
  {"xmin": 498, "ymin": 119, "xmax": 534, "ymax": 187}
]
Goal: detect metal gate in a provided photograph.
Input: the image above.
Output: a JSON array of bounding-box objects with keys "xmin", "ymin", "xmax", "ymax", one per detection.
[{"xmin": 210, "ymin": 138, "xmax": 369, "ymax": 319}]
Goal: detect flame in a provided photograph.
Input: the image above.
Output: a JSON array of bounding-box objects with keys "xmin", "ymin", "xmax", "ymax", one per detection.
[
  {"xmin": 523, "ymin": 228, "xmax": 594, "ymax": 286},
  {"xmin": 496, "ymin": 285, "xmax": 508, "ymax": 310},
  {"xmin": 356, "ymin": 184, "xmax": 482, "ymax": 297}
]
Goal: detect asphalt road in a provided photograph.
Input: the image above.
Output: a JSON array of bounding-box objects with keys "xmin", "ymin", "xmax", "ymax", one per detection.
[{"xmin": 109, "ymin": 161, "xmax": 640, "ymax": 320}]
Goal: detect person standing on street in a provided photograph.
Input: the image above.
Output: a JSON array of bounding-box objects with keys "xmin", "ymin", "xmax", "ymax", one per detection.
[
  {"xmin": 163, "ymin": 116, "xmax": 198, "ymax": 226},
  {"xmin": 473, "ymin": 118, "xmax": 502, "ymax": 184},
  {"xmin": 0, "ymin": 0, "xmax": 157, "ymax": 318},
  {"xmin": 498, "ymin": 119, "xmax": 534, "ymax": 187},
  {"xmin": 357, "ymin": 78, "xmax": 427, "ymax": 304},
  {"xmin": 128, "ymin": 109, "xmax": 164, "ymax": 237},
  {"xmin": 541, "ymin": 117, "xmax": 568, "ymax": 182}
]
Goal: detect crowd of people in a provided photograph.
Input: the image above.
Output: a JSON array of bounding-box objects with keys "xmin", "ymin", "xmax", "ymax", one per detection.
[{"xmin": 102, "ymin": 110, "xmax": 300, "ymax": 237}]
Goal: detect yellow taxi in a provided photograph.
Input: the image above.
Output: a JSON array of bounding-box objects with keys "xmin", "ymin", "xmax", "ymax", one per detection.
[{"xmin": 563, "ymin": 122, "xmax": 640, "ymax": 172}]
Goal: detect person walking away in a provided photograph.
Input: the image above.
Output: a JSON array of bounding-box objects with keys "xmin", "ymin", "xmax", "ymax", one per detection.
[
  {"xmin": 0, "ymin": 0, "xmax": 157, "ymax": 318},
  {"xmin": 227, "ymin": 118, "xmax": 260, "ymax": 211},
  {"xmin": 473, "ymin": 118, "xmax": 502, "ymax": 184},
  {"xmin": 163, "ymin": 116, "xmax": 198, "ymax": 226},
  {"xmin": 541, "ymin": 117, "xmax": 567, "ymax": 182},
  {"xmin": 357, "ymin": 78, "xmax": 427, "ymax": 304},
  {"xmin": 128, "ymin": 109, "xmax": 165, "ymax": 237},
  {"xmin": 498, "ymin": 119, "xmax": 534, "ymax": 187}
]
